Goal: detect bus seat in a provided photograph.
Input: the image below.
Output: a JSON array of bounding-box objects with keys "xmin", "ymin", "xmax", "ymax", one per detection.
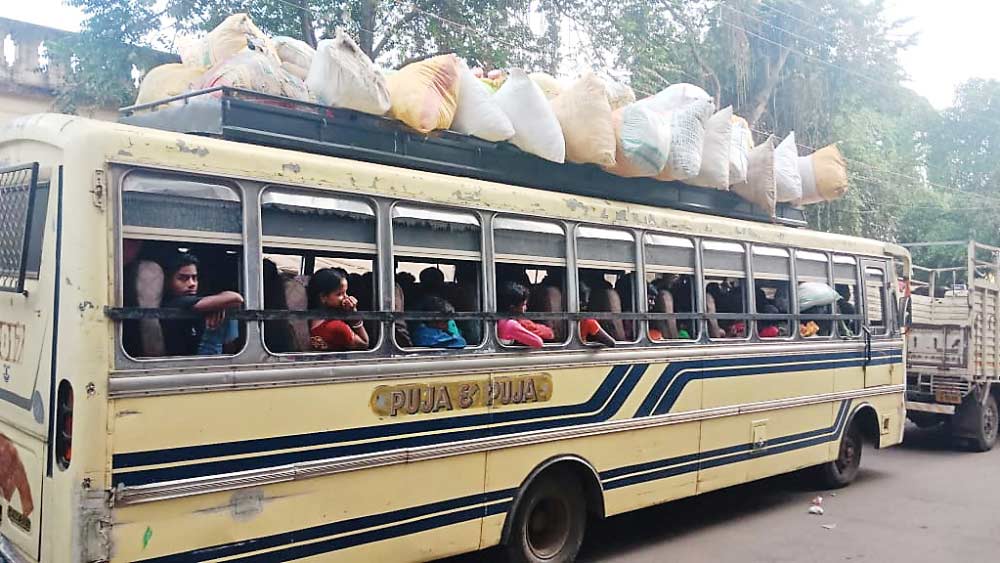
[
  {"xmin": 589, "ymin": 287, "xmax": 625, "ymax": 341},
  {"xmin": 134, "ymin": 260, "xmax": 165, "ymax": 357},
  {"xmin": 283, "ymin": 276, "xmax": 311, "ymax": 352}
]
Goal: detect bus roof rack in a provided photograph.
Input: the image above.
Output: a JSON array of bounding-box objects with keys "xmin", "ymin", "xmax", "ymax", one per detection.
[{"xmin": 119, "ymin": 87, "xmax": 807, "ymax": 228}]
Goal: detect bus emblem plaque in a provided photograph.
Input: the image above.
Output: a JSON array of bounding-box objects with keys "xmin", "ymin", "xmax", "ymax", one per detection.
[{"xmin": 371, "ymin": 374, "xmax": 553, "ymax": 417}]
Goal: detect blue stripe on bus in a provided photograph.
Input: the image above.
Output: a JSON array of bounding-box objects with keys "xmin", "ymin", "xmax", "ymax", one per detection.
[
  {"xmin": 113, "ymin": 363, "xmax": 635, "ymax": 470},
  {"xmin": 112, "ymin": 364, "xmax": 649, "ymax": 487},
  {"xmin": 633, "ymin": 349, "xmax": 901, "ymax": 417},
  {"xmin": 603, "ymin": 400, "xmax": 851, "ymax": 488},
  {"xmin": 132, "ymin": 400, "xmax": 860, "ymax": 562},
  {"xmin": 112, "ymin": 350, "xmax": 901, "ymax": 488},
  {"xmin": 135, "ymin": 488, "xmax": 516, "ymax": 563}
]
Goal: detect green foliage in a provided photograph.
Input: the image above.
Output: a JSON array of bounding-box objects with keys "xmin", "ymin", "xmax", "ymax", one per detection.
[
  {"xmin": 53, "ymin": 0, "xmax": 555, "ymax": 111},
  {"xmin": 55, "ymin": 0, "xmax": 998, "ymax": 263}
]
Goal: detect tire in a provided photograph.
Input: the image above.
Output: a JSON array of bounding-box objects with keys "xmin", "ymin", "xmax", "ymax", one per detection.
[
  {"xmin": 815, "ymin": 423, "xmax": 863, "ymax": 489},
  {"xmin": 964, "ymin": 394, "xmax": 998, "ymax": 452},
  {"xmin": 505, "ymin": 469, "xmax": 587, "ymax": 563}
]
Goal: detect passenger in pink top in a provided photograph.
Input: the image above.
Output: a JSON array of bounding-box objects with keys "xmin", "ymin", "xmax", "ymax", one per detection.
[{"xmin": 497, "ymin": 281, "xmax": 554, "ymax": 348}]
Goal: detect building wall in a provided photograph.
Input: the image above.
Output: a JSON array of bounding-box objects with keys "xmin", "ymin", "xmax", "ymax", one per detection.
[{"xmin": 1, "ymin": 17, "xmax": 120, "ymax": 124}]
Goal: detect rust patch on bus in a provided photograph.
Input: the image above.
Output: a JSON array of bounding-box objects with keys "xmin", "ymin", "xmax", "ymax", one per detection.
[{"xmin": 175, "ymin": 140, "xmax": 209, "ymax": 157}]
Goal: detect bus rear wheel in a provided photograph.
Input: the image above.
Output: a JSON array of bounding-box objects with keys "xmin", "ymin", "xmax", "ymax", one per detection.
[
  {"xmin": 815, "ymin": 423, "xmax": 863, "ymax": 489},
  {"xmin": 506, "ymin": 468, "xmax": 586, "ymax": 563}
]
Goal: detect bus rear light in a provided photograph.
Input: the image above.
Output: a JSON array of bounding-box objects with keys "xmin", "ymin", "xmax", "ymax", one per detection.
[{"xmin": 55, "ymin": 380, "xmax": 73, "ymax": 469}]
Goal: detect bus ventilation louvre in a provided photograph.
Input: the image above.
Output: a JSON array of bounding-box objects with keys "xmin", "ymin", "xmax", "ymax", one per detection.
[{"xmin": 0, "ymin": 163, "xmax": 40, "ymax": 294}]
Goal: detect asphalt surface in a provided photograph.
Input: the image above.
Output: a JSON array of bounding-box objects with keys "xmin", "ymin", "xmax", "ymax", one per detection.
[{"xmin": 444, "ymin": 424, "xmax": 1000, "ymax": 563}]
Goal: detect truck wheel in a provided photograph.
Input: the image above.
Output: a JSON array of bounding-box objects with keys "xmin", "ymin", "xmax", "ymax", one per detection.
[
  {"xmin": 965, "ymin": 394, "xmax": 998, "ymax": 452},
  {"xmin": 815, "ymin": 422, "xmax": 863, "ymax": 489},
  {"xmin": 505, "ymin": 468, "xmax": 586, "ymax": 563}
]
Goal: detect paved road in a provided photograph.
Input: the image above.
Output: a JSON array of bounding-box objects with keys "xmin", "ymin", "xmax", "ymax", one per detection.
[{"xmin": 446, "ymin": 424, "xmax": 1000, "ymax": 562}]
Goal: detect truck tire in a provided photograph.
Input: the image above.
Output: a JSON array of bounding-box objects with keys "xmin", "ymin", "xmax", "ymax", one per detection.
[
  {"xmin": 814, "ymin": 422, "xmax": 863, "ymax": 489},
  {"xmin": 505, "ymin": 468, "xmax": 587, "ymax": 563},
  {"xmin": 961, "ymin": 393, "xmax": 998, "ymax": 452}
]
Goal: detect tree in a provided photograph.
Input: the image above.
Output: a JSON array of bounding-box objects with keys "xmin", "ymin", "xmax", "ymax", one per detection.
[{"xmin": 52, "ymin": 0, "xmax": 555, "ymax": 110}]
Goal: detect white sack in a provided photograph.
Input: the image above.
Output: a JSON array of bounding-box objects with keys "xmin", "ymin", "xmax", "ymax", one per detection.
[
  {"xmin": 775, "ymin": 132, "xmax": 803, "ymax": 202},
  {"xmin": 305, "ymin": 32, "xmax": 391, "ymax": 115},
  {"xmin": 451, "ymin": 61, "xmax": 515, "ymax": 141},
  {"xmin": 686, "ymin": 106, "xmax": 734, "ymax": 190},
  {"xmin": 729, "ymin": 115, "xmax": 754, "ymax": 185},
  {"xmin": 660, "ymin": 99, "xmax": 714, "ymax": 181},
  {"xmin": 493, "ymin": 69, "xmax": 566, "ymax": 163}
]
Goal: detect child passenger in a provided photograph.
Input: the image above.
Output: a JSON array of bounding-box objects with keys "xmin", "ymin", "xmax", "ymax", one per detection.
[
  {"xmin": 161, "ymin": 253, "xmax": 244, "ymax": 356},
  {"xmin": 308, "ymin": 268, "xmax": 370, "ymax": 351},
  {"xmin": 497, "ymin": 281, "xmax": 554, "ymax": 348},
  {"xmin": 411, "ymin": 296, "xmax": 467, "ymax": 348}
]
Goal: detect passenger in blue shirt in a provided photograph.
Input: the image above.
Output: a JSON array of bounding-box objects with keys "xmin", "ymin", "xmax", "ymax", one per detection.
[{"xmin": 411, "ymin": 296, "xmax": 467, "ymax": 348}]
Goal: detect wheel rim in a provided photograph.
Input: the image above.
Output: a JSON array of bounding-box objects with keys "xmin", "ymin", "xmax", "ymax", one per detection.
[
  {"xmin": 984, "ymin": 401, "xmax": 998, "ymax": 442},
  {"xmin": 525, "ymin": 496, "xmax": 571, "ymax": 560},
  {"xmin": 835, "ymin": 432, "xmax": 859, "ymax": 475}
]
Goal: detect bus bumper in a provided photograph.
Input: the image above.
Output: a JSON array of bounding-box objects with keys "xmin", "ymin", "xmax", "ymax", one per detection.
[{"xmin": 906, "ymin": 401, "xmax": 956, "ymax": 415}]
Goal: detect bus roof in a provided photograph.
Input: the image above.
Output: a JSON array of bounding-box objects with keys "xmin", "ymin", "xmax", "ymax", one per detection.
[{"xmin": 0, "ymin": 112, "xmax": 907, "ymax": 260}]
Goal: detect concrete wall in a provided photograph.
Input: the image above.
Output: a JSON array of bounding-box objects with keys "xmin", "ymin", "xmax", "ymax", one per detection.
[{"xmin": 1, "ymin": 17, "xmax": 118, "ymax": 124}]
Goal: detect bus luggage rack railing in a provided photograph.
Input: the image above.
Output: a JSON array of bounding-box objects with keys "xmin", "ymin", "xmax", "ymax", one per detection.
[
  {"xmin": 118, "ymin": 87, "xmax": 808, "ymax": 228},
  {"xmin": 0, "ymin": 162, "xmax": 40, "ymax": 294},
  {"xmin": 106, "ymin": 307, "xmax": 863, "ymax": 324}
]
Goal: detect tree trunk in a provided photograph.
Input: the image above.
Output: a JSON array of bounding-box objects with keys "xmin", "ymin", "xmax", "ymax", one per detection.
[
  {"xmin": 359, "ymin": 0, "xmax": 377, "ymax": 57},
  {"xmin": 745, "ymin": 46, "xmax": 791, "ymax": 127},
  {"xmin": 298, "ymin": 0, "xmax": 317, "ymax": 48}
]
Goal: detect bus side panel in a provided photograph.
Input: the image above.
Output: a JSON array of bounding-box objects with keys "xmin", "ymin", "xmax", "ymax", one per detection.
[
  {"xmin": 110, "ymin": 453, "xmax": 487, "ymax": 563},
  {"xmin": 108, "ymin": 377, "xmax": 492, "ymax": 563},
  {"xmin": 696, "ymin": 361, "xmax": 837, "ymax": 494},
  {"xmin": 480, "ymin": 361, "xmax": 704, "ymax": 548}
]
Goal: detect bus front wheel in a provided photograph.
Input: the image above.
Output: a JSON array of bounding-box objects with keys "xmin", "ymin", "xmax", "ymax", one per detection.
[
  {"xmin": 506, "ymin": 468, "xmax": 587, "ymax": 563},
  {"xmin": 815, "ymin": 423, "xmax": 863, "ymax": 489}
]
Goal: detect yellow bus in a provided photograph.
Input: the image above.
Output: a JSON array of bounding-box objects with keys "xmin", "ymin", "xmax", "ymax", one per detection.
[{"xmin": 0, "ymin": 108, "xmax": 907, "ymax": 562}]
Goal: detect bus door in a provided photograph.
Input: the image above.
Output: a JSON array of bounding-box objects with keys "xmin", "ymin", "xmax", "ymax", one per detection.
[
  {"xmin": 0, "ymin": 162, "xmax": 54, "ymax": 560},
  {"xmin": 861, "ymin": 260, "xmax": 893, "ymax": 387}
]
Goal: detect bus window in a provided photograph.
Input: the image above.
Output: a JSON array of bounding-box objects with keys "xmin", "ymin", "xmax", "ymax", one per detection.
[
  {"xmin": 865, "ymin": 264, "xmax": 889, "ymax": 336},
  {"xmin": 494, "ymin": 217, "xmax": 568, "ymax": 347},
  {"xmin": 644, "ymin": 234, "xmax": 696, "ymax": 341},
  {"xmin": 834, "ymin": 255, "xmax": 861, "ymax": 338},
  {"xmin": 797, "ymin": 250, "xmax": 833, "ymax": 337},
  {"xmin": 261, "ymin": 189, "xmax": 378, "ymax": 354},
  {"xmin": 393, "ymin": 205, "xmax": 482, "ymax": 349},
  {"xmin": 120, "ymin": 171, "xmax": 246, "ymax": 359},
  {"xmin": 703, "ymin": 240, "xmax": 748, "ymax": 339},
  {"xmin": 576, "ymin": 226, "xmax": 637, "ymax": 345},
  {"xmin": 752, "ymin": 246, "xmax": 792, "ymax": 339}
]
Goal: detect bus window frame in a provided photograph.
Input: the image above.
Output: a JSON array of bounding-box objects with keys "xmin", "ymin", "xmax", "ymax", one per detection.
[
  {"xmin": 862, "ymin": 260, "xmax": 891, "ymax": 337},
  {"xmin": 702, "ymin": 239, "xmax": 751, "ymax": 343},
  {"xmin": 492, "ymin": 214, "xmax": 572, "ymax": 350},
  {"xmin": 833, "ymin": 254, "xmax": 864, "ymax": 341},
  {"xmin": 389, "ymin": 201, "xmax": 491, "ymax": 354},
  {"xmin": 258, "ymin": 185, "xmax": 385, "ymax": 358},
  {"xmin": 643, "ymin": 233, "xmax": 700, "ymax": 344},
  {"xmin": 751, "ymin": 245, "xmax": 796, "ymax": 342},
  {"xmin": 574, "ymin": 223, "xmax": 642, "ymax": 347},
  {"xmin": 793, "ymin": 249, "xmax": 835, "ymax": 341},
  {"xmin": 114, "ymin": 167, "xmax": 251, "ymax": 364}
]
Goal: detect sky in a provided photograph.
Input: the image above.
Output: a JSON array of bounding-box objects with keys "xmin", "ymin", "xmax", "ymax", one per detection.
[{"xmin": 2, "ymin": 0, "xmax": 999, "ymax": 109}]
